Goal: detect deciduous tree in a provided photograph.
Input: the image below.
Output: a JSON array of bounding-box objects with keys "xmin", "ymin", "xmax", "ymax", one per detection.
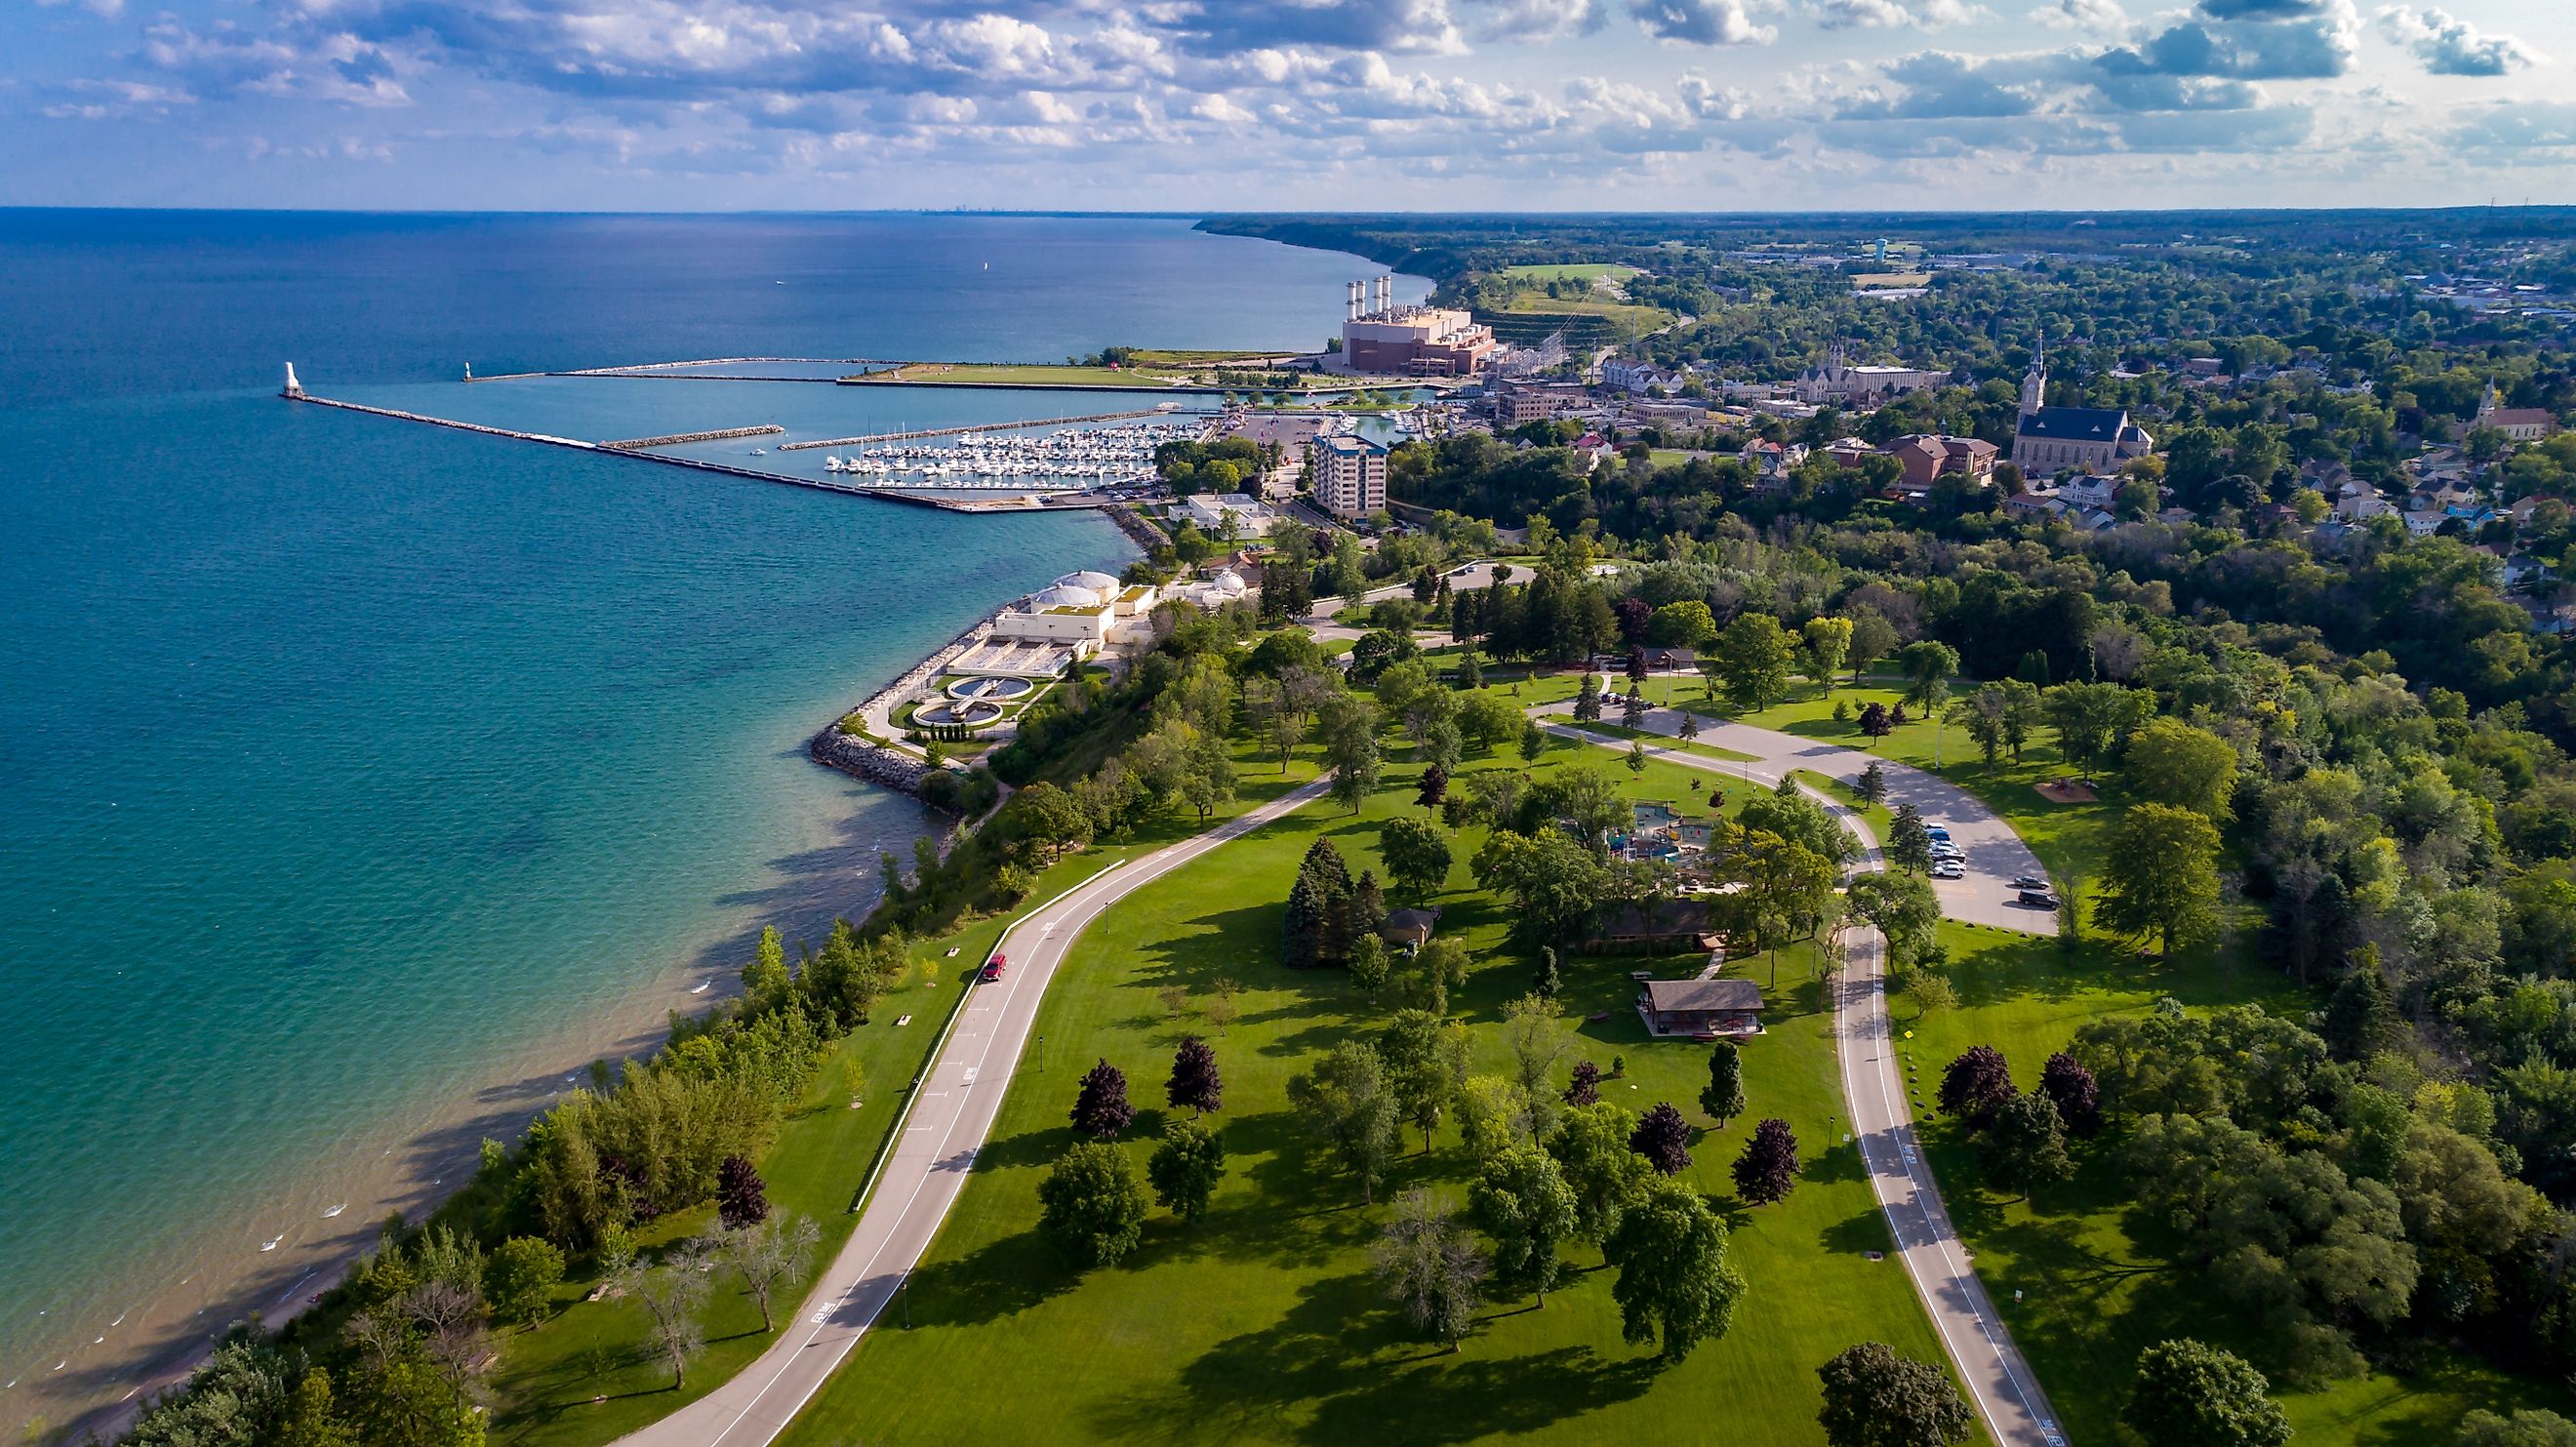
[
  {"xmin": 1816, "ymin": 1341, "xmax": 1975, "ymax": 1447},
  {"xmin": 1167, "ymin": 1035, "xmax": 1223, "ymax": 1117},
  {"xmin": 1071, "ymin": 1058, "xmax": 1136, "ymax": 1139},
  {"xmin": 1373, "ymin": 1189, "xmax": 1488, "ymax": 1350},
  {"xmin": 1038, "ymin": 1141, "xmax": 1148, "ymax": 1267},
  {"xmin": 2094, "ymin": 803, "xmax": 2223, "ymax": 957},
  {"xmin": 1606, "ymin": 1178, "xmax": 1747, "ymax": 1363},
  {"xmin": 1289, "ymin": 1041, "xmax": 1400, "ymax": 1203},
  {"xmin": 1471, "ymin": 1145, "xmax": 1580, "ymax": 1306},
  {"xmin": 1938, "ymin": 1045, "xmax": 2015, "ymax": 1126},
  {"xmin": 1147, "ymin": 1120, "xmax": 1228, "ymax": 1224},
  {"xmin": 1630, "ymin": 1102, "xmax": 1694, "ymax": 1176},
  {"xmin": 2123, "ymin": 1339, "xmax": 2291, "ymax": 1447},
  {"xmin": 1732, "ymin": 1118, "xmax": 1800, "ymax": 1205}
]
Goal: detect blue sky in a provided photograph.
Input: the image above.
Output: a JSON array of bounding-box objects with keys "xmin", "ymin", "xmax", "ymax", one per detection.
[{"xmin": 2, "ymin": 0, "xmax": 2567, "ymax": 209}]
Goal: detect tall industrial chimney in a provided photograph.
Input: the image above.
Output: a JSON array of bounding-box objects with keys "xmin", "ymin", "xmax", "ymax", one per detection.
[
  {"xmin": 1348, "ymin": 279, "xmax": 1363, "ymax": 321},
  {"xmin": 1374, "ymin": 275, "xmax": 1392, "ymax": 314}
]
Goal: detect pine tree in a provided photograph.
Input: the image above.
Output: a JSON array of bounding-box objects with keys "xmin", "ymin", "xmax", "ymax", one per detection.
[
  {"xmin": 1700, "ymin": 1040, "xmax": 1747, "ymax": 1126},
  {"xmin": 1855, "ymin": 760, "xmax": 1887, "ymax": 807},
  {"xmin": 1167, "ymin": 1035, "xmax": 1223, "ymax": 1116},
  {"xmin": 1533, "ymin": 945, "xmax": 1561, "ymax": 999},
  {"xmin": 2321, "ymin": 949, "xmax": 2398, "ymax": 1060},
  {"xmin": 1348, "ymin": 871, "xmax": 1389, "ymax": 960},
  {"xmin": 1071, "ymin": 1059, "xmax": 1136, "ymax": 1139}
]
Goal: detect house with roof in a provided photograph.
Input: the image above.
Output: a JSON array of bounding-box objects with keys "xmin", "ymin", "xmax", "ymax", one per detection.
[
  {"xmin": 1383, "ymin": 907, "xmax": 1442, "ymax": 951},
  {"xmin": 2010, "ymin": 335, "xmax": 2153, "ymax": 477},
  {"xmin": 1883, "ymin": 433, "xmax": 1998, "ymax": 490},
  {"xmin": 1636, "ymin": 978, "xmax": 1764, "ymax": 1038},
  {"xmin": 1592, "ymin": 899, "xmax": 1721, "ymax": 951}
]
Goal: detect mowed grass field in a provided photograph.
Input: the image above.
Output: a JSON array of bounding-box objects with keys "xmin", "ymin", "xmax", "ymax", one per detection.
[
  {"xmin": 1499, "ymin": 263, "xmax": 1643, "ymax": 282},
  {"xmin": 486, "ymin": 754, "xmax": 1332, "ymax": 1445},
  {"xmin": 1493, "ymin": 660, "xmax": 2576, "ymax": 1437},
  {"xmin": 1893, "ymin": 923, "xmax": 2567, "ymax": 1443},
  {"xmin": 774, "ymin": 741, "xmax": 1986, "ymax": 1447}
]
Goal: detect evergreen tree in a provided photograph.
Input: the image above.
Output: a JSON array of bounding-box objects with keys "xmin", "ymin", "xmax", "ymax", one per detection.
[
  {"xmin": 2322, "ymin": 950, "xmax": 2398, "ymax": 1060},
  {"xmin": 1855, "ymin": 761, "xmax": 1887, "ymax": 807},
  {"xmin": 1349, "ymin": 871, "xmax": 1390, "ymax": 958},
  {"xmin": 1700, "ymin": 1040, "xmax": 1748, "ymax": 1126},
  {"xmin": 1575, "ymin": 673, "xmax": 1604, "ymax": 723},
  {"xmin": 1888, "ymin": 803, "xmax": 1933, "ymax": 873},
  {"xmin": 1071, "ymin": 1059, "xmax": 1136, "ymax": 1139},
  {"xmin": 1533, "ymin": 945, "xmax": 1562, "ymax": 999}
]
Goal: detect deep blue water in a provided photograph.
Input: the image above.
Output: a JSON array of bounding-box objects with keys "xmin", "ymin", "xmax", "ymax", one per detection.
[{"xmin": 0, "ymin": 211, "xmax": 1398, "ymax": 1431}]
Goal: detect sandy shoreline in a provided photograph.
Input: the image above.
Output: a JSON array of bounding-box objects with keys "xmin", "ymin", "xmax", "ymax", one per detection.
[{"xmin": 20, "ymin": 541, "xmax": 1130, "ymax": 1445}]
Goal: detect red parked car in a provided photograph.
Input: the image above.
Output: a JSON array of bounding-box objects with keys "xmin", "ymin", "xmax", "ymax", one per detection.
[{"xmin": 980, "ymin": 954, "xmax": 1008, "ymax": 984}]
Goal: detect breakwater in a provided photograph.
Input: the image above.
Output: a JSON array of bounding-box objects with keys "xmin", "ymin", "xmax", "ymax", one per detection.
[
  {"xmin": 598, "ymin": 424, "xmax": 785, "ymax": 449},
  {"xmin": 286, "ymin": 391, "xmax": 1121, "ymax": 514}
]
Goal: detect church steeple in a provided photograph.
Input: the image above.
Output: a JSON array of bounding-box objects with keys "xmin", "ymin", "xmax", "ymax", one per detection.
[
  {"xmin": 2019, "ymin": 330, "xmax": 2047, "ymax": 422},
  {"xmin": 2479, "ymin": 378, "xmax": 2501, "ymax": 422}
]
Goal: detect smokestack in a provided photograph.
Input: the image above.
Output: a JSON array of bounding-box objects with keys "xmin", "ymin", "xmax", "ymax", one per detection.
[
  {"xmin": 1374, "ymin": 275, "xmax": 1391, "ymax": 314},
  {"xmin": 1348, "ymin": 279, "xmax": 1362, "ymax": 321}
]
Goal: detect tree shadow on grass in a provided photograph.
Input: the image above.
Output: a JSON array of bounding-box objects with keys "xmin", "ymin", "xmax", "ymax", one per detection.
[
  {"xmin": 1820, "ymin": 1206, "xmax": 1898, "ymax": 1258},
  {"xmin": 1086, "ymin": 1270, "xmax": 1662, "ymax": 1447},
  {"xmin": 898, "ymin": 1226, "xmax": 1083, "ymax": 1329}
]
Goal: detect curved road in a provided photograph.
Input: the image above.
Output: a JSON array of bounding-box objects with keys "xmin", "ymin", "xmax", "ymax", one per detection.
[
  {"xmin": 616, "ymin": 778, "xmax": 1331, "ymax": 1447},
  {"xmin": 1546, "ymin": 717, "xmax": 2067, "ymax": 1447},
  {"xmin": 1543, "ymin": 694, "xmax": 2058, "ymax": 935}
]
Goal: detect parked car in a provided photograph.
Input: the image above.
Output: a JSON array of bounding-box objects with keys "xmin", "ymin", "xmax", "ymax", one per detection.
[
  {"xmin": 2011, "ymin": 874, "xmax": 2050, "ymax": 891},
  {"xmin": 1931, "ymin": 861, "xmax": 1966, "ymax": 879},
  {"xmin": 1930, "ymin": 844, "xmax": 1966, "ymax": 862},
  {"xmin": 980, "ymin": 953, "xmax": 1008, "ymax": 983},
  {"xmin": 1924, "ymin": 825, "xmax": 1952, "ymax": 843},
  {"xmin": 2018, "ymin": 888, "xmax": 2061, "ymax": 908}
]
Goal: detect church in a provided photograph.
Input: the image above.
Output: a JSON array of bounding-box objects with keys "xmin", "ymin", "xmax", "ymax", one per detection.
[{"xmin": 2011, "ymin": 336, "xmax": 2153, "ymax": 477}]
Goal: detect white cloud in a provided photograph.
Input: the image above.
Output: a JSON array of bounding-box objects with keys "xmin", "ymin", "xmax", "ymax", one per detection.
[
  {"xmin": 2030, "ymin": 0, "xmax": 2127, "ymax": 30},
  {"xmin": 1819, "ymin": 0, "xmax": 1993, "ymax": 30},
  {"xmin": 1633, "ymin": 0, "xmax": 1779, "ymax": 46},
  {"xmin": 1463, "ymin": 0, "xmax": 1606, "ymax": 41},
  {"xmin": 2376, "ymin": 6, "xmax": 2543, "ymax": 77}
]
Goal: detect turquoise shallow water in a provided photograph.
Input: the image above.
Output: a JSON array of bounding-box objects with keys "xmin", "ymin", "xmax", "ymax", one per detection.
[{"xmin": 0, "ymin": 211, "xmax": 1404, "ymax": 1431}]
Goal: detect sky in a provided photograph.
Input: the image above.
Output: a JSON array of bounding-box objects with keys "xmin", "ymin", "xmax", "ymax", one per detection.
[{"xmin": 2, "ymin": 0, "xmax": 2570, "ymax": 211}]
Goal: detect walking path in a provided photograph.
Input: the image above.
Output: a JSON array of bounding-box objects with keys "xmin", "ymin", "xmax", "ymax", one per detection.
[
  {"xmin": 615, "ymin": 778, "xmax": 1333, "ymax": 1447},
  {"xmin": 1543, "ymin": 717, "xmax": 2067, "ymax": 1447}
]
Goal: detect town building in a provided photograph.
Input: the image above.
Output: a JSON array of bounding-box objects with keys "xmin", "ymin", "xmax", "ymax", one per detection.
[
  {"xmin": 1338, "ymin": 275, "xmax": 1495, "ymax": 378},
  {"xmin": 1601, "ymin": 358, "xmax": 1684, "ymax": 393},
  {"xmin": 1883, "ymin": 433, "xmax": 1998, "ymax": 490},
  {"xmin": 986, "ymin": 570, "xmax": 1161, "ymax": 661},
  {"xmin": 1791, "ymin": 342, "xmax": 1951, "ymax": 406},
  {"xmin": 1313, "ymin": 434, "xmax": 1389, "ymax": 520},
  {"xmin": 2477, "ymin": 381, "xmax": 2559, "ymax": 442},
  {"xmin": 1635, "ymin": 978, "xmax": 1764, "ymax": 1038},
  {"xmin": 2011, "ymin": 335, "xmax": 2154, "ymax": 476},
  {"xmin": 1176, "ymin": 493, "xmax": 1282, "ymax": 537}
]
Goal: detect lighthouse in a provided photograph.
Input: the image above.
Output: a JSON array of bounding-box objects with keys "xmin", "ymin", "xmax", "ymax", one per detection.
[{"xmin": 282, "ymin": 362, "xmax": 304, "ymax": 398}]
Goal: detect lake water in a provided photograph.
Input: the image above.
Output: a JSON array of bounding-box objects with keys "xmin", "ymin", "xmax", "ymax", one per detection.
[{"xmin": 0, "ymin": 211, "xmax": 1413, "ymax": 1436}]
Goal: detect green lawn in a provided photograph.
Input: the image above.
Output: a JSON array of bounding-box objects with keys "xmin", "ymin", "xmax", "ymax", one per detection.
[
  {"xmin": 1499, "ymin": 263, "xmax": 1642, "ymax": 282},
  {"xmin": 487, "ymin": 937, "xmax": 982, "ymax": 1445},
  {"xmin": 1894, "ymin": 926, "xmax": 2569, "ymax": 1442},
  {"xmin": 774, "ymin": 743, "xmax": 1985, "ymax": 1447},
  {"xmin": 481, "ymin": 740, "xmax": 1332, "ymax": 1445}
]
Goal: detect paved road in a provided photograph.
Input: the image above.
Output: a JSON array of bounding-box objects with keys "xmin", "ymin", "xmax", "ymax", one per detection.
[
  {"xmin": 1547, "ymin": 694, "xmax": 2058, "ymax": 935},
  {"xmin": 617, "ymin": 778, "xmax": 1332, "ymax": 1447},
  {"xmin": 1545, "ymin": 719, "xmax": 2067, "ymax": 1447}
]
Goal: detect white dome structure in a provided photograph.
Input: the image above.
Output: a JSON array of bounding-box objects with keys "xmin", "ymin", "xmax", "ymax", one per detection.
[
  {"xmin": 1056, "ymin": 570, "xmax": 1121, "ymax": 595},
  {"xmin": 1206, "ymin": 569, "xmax": 1247, "ymax": 597},
  {"xmin": 1029, "ymin": 583, "xmax": 1105, "ymax": 609}
]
